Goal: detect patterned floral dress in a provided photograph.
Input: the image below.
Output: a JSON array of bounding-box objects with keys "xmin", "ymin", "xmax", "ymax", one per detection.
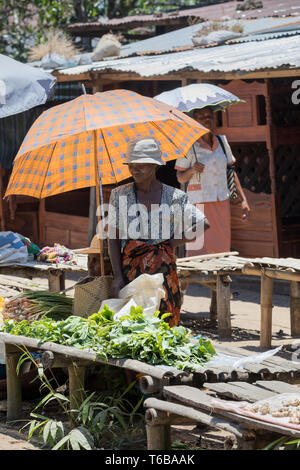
[{"xmin": 108, "ymin": 182, "xmax": 205, "ymax": 326}]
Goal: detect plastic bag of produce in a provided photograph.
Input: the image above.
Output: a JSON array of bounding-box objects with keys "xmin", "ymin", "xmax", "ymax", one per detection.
[
  {"xmin": 0, "ymin": 231, "xmax": 28, "ymax": 265},
  {"xmin": 99, "ymin": 273, "xmax": 165, "ymax": 320},
  {"xmin": 204, "ymin": 345, "xmax": 282, "ymax": 370}
]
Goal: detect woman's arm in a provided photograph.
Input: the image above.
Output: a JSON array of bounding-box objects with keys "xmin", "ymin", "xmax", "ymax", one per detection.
[
  {"xmin": 169, "ymin": 218, "xmax": 210, "ymax": 250},
  {"xmin": 234, "ymin": 171, "xmax": 251, "ymax": 220},
  {"xmin": 176, "ymin": 162, "xmax": 205, "ymax": 184}
]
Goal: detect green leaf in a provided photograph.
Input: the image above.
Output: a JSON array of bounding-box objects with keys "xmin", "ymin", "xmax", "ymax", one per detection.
[
  {"xmin": 38, "ymin": 365, "xmax": 44, "ymax": 379},
  {"xmin": 69, "ymin": 427, "xmax": 94, "ymax": 450},
  {"xmin": 263, "ymin": 436, "xmax": 288, "ymax": 450},
  {"xmin": 43, "ymin": 420, "xmax": 52, "ymax": 444},
  {"xmin": 52, "ymin": 434, "xmax": 71, "ymax": 450}
]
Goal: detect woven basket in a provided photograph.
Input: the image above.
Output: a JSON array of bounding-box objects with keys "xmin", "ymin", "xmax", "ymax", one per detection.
[{"xmin": 73, "ymin": 275, "xmax": 113, "ymax": 317}]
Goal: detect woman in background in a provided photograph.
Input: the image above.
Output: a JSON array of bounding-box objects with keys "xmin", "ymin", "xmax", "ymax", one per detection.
[{"xmin": 175, "ymin": 106, "xmax": 250, "ymax": 256}]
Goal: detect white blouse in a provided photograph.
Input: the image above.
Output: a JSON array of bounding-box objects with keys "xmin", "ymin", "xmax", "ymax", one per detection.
[
  {"xmin": 107, "ymin": 182, "xmax": 206, "ymax": 249},
  {"xmin": 175, "ymin": 135, "xmax": 235, "ymax": 204}
]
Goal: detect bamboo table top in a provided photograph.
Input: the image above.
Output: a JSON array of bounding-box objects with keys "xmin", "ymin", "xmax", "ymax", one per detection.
[
  {"xmin": 1, "ymin": 332, "xmax": 300, "ymax": 385},
  {"xmin": 0, "ymin": 254, "xmax": 88, "ymax": 274},
  {"xmin": 193, "ymin": 342, "xmax": 300, "ymax": 385},
  {"xmin": 0, "ymin": 332, "xmax": 188, "ymax": 383},
  {"xmin": 176, "ymin": 252, "xmax": 300, "ymax": 277}
]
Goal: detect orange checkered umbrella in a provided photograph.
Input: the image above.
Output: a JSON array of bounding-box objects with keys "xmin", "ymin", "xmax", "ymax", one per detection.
[{"xmin": 5, "ymin": 89, "xmax": 208, "ymax": 199}]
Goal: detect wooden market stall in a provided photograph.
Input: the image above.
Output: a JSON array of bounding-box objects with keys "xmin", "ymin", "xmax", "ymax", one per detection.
[
  {"xmin": 2, "ymin": 60, "xmax": 300, "ymax": 259},
  {"xmin": 39, "ymin": 67, "xmax": 299, "ymax": 259}
]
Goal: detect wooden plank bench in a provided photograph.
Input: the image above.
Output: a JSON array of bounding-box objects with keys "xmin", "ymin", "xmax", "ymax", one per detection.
[
  {"xmin": 177, "ymin": 253, "xmax": 300, "ymax": 347},
  {"xmin": 144, "ymin": 380, "xmax": 300, "ymax": 450},
  {"xmin": 0, "ymin": 254, "xmax": 88, "ymax": 293}
]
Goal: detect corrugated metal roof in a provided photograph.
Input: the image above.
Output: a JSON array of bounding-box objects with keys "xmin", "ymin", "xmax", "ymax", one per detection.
[
  {"xmin": 182, "ymin": 0, "xmax": 300, "ymax": 20},
  {"xmin": 67, "ymin": 0, "xmax": 300, "ymax": 33},
  {"xmin": 58, "ymin": 33, "xmax": 300, "ymax": 77},
  {"xmin": 120, "ymin": 16, "xmax": 300, "ymax": 56},
  {"xmin": 228, "ymin": 28, "xmax": 300, "ymax": 43}
]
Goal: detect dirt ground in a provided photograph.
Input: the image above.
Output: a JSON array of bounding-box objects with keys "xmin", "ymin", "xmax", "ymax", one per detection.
[{"xmin": 0, "ymin": 272, "xmax": 298, "ymax": 450}]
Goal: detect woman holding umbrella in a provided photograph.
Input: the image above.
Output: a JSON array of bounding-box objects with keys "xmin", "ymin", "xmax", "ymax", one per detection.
[
  {"xmin": 175, "ymin": 106, "xmax": 250, "ymax": 256},
  {"xmin": 107, "ymin": 137, "xmax": 210, "ymax": 327}
]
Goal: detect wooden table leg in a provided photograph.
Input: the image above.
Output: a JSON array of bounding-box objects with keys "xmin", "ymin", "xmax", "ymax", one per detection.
[
  {"xmin": 68, "ymin": 364, "xmax": 85, "ymax": 421},
  {"xmin": 145, "ymin": 409, "xmax": 171, "ymax": 450},
  {"xmin": 59, "ymin": 272, "xmax": 66, "ymax": 292},
  {"xmin": 5, "ymin": 344, "xmax": 22, "ymax": 421},
  {"xmin": 216, "ymin": 275, "xmax": 232, "ymax": 338},
  {"xmin": 48, "ymin": 273, "xmax": 61, "ymax": 292},
  {"xmin": 210, "ymin": 288, "xmax": 217, "ymax": 323},
  {"xmin": 260, "ymin": 274, "xmax": 274, "ymax": 349},
  {"xmin": 290, "ymin": 281, "xmax": 300, "ymax": 337}
]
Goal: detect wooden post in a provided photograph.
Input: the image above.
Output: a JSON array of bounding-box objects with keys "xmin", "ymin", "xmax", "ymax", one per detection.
[
  {"xmin": 48, "ymin": 272, "xmax": 61, "ymax": 292},
  {"xmin": 210, "ymin": 288, "xmax": 217, "ymax": 323},
  {"xmin": 5, "ymin": 344, "xmax": 22, "ymax": 421},
  {"xmin": 145, "ymin": 409, "xmax": 171, "ymax": 450},
  {"xmin": 68, "ymin": 364, "xmax": 85, "ymax": 420},
  {"xmin": 260, "ymin": 274, "xmax": 274, "ymax": 349},
  {"xmin": 59, "ymin": 272, "xmax": 65, "ymax": 292},
  {"xmin": 216, "ymin": 275, "xmax": 232, "ymax": 338},
  {"xmin": 265, "ymin": 79, "xmax": 280, "ymax": 257},
  {"xmin": 290, "ymin": 281, "xmax": 300, "ymax": 337}
]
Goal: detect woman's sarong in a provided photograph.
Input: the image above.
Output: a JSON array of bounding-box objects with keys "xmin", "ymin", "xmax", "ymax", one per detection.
[
  {"xmin": 185, "ymin": 199, "xmax": 231, "ymax": 256},
  {"xmin": 122, "ymin": 240, "xmax": 181, "ymax": 327}
]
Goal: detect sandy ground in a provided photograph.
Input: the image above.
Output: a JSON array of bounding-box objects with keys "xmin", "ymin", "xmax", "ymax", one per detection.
[
  {"xmin": 182, "ymin": 275, "xmax": 297, "ymax": 351},
  {"xmin": 0, "ymin": 272, "xmax": 299, "ymax": 450}
]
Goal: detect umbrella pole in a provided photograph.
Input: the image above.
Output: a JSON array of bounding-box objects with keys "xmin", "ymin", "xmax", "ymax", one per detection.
[{"xmin": 93, "ymin": 130, "xmax": 105, "ymax": 276}]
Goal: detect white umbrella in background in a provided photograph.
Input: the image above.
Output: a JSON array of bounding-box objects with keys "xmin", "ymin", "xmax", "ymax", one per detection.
[
  {"xmin": 0, "ymin": 53, "xmax": 56, "ymax": 118},
  {"xmin": 0, "ymin": 53, "xmax": 56, "ymax": 230},
  {"xmin": 154, "ymin": 83, "xmax": 244, "ymax": 113}
]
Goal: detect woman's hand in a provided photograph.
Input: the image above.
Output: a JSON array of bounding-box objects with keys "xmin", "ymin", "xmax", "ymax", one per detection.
[
  {"xmin": 111, "ymin": 276, "xmax": 126, "ymax": 298},
  {"xmin": 176, "ymin": 162, "xmax": 205, "ymax": 184},
  {"xmin": 192, "ymin": 162, "xmax": 205, "ymax": 174},
  {"xmin": 241, "ymin": 200, "xmax": 251, "ymax": 220}
]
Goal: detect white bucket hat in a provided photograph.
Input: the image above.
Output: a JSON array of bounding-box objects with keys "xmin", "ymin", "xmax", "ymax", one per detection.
[{"xmin": 123, "ymin": 137, "xmax": 166, "ymax": 165}]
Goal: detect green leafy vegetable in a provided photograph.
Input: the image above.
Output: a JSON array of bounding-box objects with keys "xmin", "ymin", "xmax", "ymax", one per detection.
[{"xmin": 0, "ymin": 305, "xmax": 216, "ymax": 371}]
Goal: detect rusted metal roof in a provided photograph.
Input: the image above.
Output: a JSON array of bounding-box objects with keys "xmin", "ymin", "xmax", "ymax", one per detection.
[
  {"xmin": 120, "ymin": 17, "xmax": 300, "ymax": 56},
  {"xmin": 67, "ymin": 1, "xmax": 300, "ymax": 35},
  {"xmin": 57, "ymin": 33, "xmax": 300, "ymax": 78}
]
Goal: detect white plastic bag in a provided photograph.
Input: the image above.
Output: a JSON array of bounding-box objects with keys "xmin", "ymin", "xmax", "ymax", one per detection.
[
  {"xmin": 99, "ymin": 273, "xmax": 165, "ymax": 320},
  {"xmin": 205, "ymin": 345, "xmax": 282, "ymax": 370},
  {"xmin": 0, "ymin": 231, "xmax": 28, "ymax": 265}
]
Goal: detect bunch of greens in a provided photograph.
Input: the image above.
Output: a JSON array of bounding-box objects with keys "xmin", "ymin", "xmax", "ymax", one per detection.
[{"xmin": 0, "ymin": 305, "xmax": 216, "ymax": 371}]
